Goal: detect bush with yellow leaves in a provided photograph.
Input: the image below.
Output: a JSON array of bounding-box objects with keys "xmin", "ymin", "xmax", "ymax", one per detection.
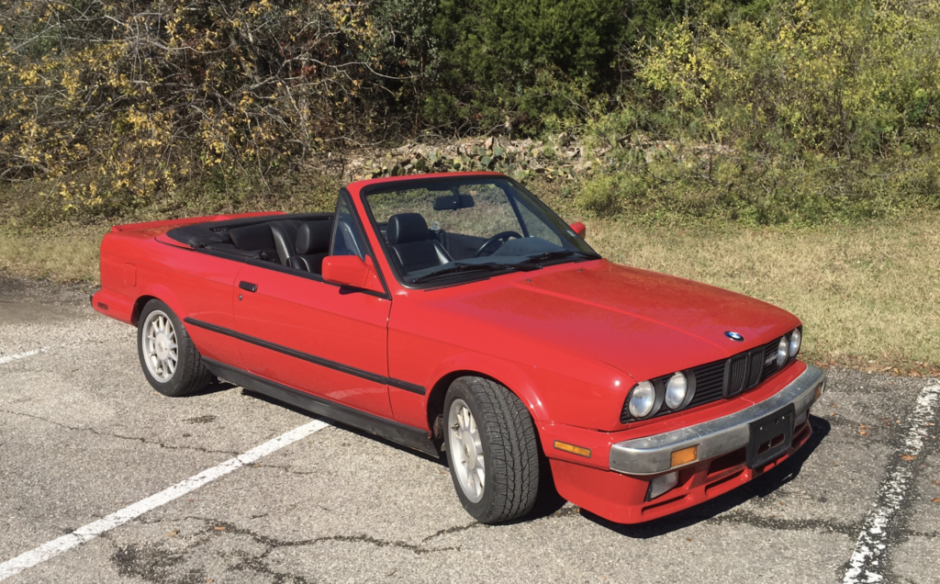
[
  {"xmin": 636, "ymin": 0, "xmax": 940, "ymax": 156},
  {"xmin": 0, "ymin": 0, "xmax": 388, "ymax": 214}
]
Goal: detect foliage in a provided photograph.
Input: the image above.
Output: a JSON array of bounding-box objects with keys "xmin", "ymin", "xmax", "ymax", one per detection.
[
  {"xmin": 351, "ymin": 137, "xmax": 587, "ymax": 183},
  {"xmin": 569, "ymin": 0, "xmax": 940, "ymax": 225},
  {"xmin": 423, "ymin": 0, "xmax": 623, "ymax": 135},
  {"xmin": 1, "ymin": 0, "xmax": 940, "ymax": 225},
  {"xmin": 634, "ymin": 0, "xmax": 940, "ymax": 156},
  {"xmin": 0, "ymin": 0, "xmax": 388, "ymax": 212},
  {"xmin": 575, "ymin": 141, "xmax": 940, "ymax": 225}
]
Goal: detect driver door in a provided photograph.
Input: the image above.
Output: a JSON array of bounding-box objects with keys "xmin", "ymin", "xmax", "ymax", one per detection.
[{"xmin": 232, "ymin": 195, "xmax": 393, "ymax": 418}]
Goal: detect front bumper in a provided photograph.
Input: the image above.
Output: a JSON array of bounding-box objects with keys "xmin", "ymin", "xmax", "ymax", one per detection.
[{"xmin": 609, "ymin": 364, "xmax": 826, "ymax": 475}]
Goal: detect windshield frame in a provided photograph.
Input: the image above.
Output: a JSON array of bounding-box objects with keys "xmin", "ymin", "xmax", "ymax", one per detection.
[{"xmin": 358, "ymin": 175, "xmax": 601, "ymax": 290}]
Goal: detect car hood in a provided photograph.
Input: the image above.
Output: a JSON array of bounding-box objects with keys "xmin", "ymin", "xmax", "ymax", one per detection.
[{"xmin": 431, "ymin": 259, "xmax": 801, "ymax": 382}]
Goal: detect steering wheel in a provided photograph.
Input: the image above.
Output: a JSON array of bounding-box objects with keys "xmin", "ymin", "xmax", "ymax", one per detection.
[{"xmin": 473, "ymin": 231, "xmax": 523, "ymax": 257}]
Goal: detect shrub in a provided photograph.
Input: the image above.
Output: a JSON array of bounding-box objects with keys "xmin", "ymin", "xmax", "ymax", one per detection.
[
  {"xmin": 575, "ymin": 142, "xmax": 940, "ymax": 226},
  {"xmin": 635, "ymin": 0, "xmax": 940, "ymax": 156},
  {"xmin": 0, "ymin": 0, "xmax": 388, "ymax": 212},
  {"xmin": 425, "ymin": 0, "xmax": 623, "ymax": 134}
]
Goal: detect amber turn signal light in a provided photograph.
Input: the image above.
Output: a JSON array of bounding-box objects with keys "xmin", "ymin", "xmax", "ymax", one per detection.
[
  {"xmin": 554, "ymin": 440, "xmax": 591, "ymax": 458},
  {"xmin": 670, "ymin": 445, "xmax": 698, "ymax": 467}
]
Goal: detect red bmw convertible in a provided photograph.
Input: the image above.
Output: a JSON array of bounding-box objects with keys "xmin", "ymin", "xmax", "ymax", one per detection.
[{"xmin": 92, "ymin": 172, "xmax": 825, "ymax": 524}]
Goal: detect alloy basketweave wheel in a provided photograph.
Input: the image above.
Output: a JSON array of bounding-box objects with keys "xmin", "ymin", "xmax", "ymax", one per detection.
[
  {"xmin": 444, "ymin": 376, "xmax": 540, "ymax": 524},
  {"xmin": 137, "ymin": 299, "xmax": 213, "ymax": 397}
]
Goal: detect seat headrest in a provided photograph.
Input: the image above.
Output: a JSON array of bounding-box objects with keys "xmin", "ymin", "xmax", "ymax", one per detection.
[
  {"xmin": 387, "ymin": 213, "xmax": 430, "ymax": 245},
  {"xmin": 296, "ymin": 221, "xmax": 333, "ymax": 254},
  {"xmin": 229, "ymin": 223, "xmax": 275, "ymax": 251}
]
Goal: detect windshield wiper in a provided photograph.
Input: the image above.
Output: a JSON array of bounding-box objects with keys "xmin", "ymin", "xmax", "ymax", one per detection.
[
  {"xmin": 410, "ymin": 262, "xmax": 534, "ymax": 284},
  {"xmin": 518, "ymin": 250, "xmax": 600, "ymax": 266}
]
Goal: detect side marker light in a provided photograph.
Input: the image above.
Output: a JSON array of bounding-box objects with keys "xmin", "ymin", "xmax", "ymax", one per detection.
[{"xmin": 553, "ymin": 440, "xmax": 591, "ymax": 458}]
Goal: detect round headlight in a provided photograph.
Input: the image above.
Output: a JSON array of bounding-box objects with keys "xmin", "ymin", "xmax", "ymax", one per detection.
[
  {"xmin": 776, "ymin": 336, "xmax": 788, "ymax": 367},
  {"xmin": 789, "ymin": 328, "xmax": 802, "ymax": 357},
  {"xmin": 665, "ymin": 372, "xmax": 688, "ymax": 410},
  {"xmin": 628, "ymin": 381, "xmax": 656, "ymax": 418}
]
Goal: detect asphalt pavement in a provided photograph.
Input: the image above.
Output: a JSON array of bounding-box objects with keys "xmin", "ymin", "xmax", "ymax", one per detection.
[{"xmin": 0, "ymin": 274, "xmax": 938, "ymax": 584}]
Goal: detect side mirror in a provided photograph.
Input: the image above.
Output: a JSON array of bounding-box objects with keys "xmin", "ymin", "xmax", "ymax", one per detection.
[
  {"xmin": 322, "ymin": 255, "xmax": 384, "ymax": 294},
  {"xmin": 570, "ymin": 222, "xmax": 587, "ymax": 240}
]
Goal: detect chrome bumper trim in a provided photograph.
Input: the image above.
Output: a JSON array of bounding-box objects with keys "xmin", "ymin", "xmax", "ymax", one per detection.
[{"xmin": 609, "ymin": 364, "xmax": 826, "ymax": 476}]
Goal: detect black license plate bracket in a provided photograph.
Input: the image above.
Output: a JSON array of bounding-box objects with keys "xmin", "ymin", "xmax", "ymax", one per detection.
[{"xmin": 746, "ymin": 404, "xmax": 795, "ymax": 469}]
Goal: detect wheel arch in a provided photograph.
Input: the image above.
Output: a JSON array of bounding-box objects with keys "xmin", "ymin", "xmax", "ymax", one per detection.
[
  {"xmin": 130, "ymin": 295, "xmax": 157, "ymax": 326},
  {"xmin": 425, "ymin": 360, "xmax": 549, "ymax": 440},
  {"xmin": 131, "ymin": 284, "xmax": 187, "ymax": 326}
]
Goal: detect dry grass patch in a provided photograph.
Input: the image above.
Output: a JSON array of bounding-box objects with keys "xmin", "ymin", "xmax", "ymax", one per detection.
[
  {"xmin": 1, "ymin": 213, "xmax": 937, "ymax": 373},
  {"xmin": 0, "ymin": 226, "xmax": 105, "ymax": 283},
  {"xmin": 586, "ymin": 214, "xmax": 940, "ymax": 372}
]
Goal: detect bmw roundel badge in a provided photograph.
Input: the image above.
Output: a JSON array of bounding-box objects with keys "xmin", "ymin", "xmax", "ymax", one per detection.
[{"xmin": 725, "ymin": 331, "xmax": 744, "ymax": 342}]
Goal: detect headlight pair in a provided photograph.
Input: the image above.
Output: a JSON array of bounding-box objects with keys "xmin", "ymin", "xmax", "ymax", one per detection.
[
  {"xmin": 777, "ymin": 327, "xmax": 802, "ymax": 367},
  {"xmin": 627, "ymin": 371, "xmax": 695, "ymax": 420}
]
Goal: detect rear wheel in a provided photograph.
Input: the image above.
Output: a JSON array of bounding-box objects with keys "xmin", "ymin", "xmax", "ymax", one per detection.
[
  {"xmin": 137, "ymin": 299, "xmax": 213, "ymax": 397},
  {"xmin": 444, "ymin": 376, "xmax": 540, "ymax": 524}
]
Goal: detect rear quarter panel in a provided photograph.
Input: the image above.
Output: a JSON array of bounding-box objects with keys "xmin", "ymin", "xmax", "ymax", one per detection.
[{"xmin": 96, "ymin": 218, "xmax": 268, "ymax": 367}]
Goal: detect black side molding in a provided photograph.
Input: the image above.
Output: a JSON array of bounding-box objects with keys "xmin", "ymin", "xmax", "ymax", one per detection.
[
  {"xmin": 388, "ymin": 378, "xmax": 426, "ymax": 395},
  {"xmin": 202, "ymin": 358, "xmax": 438, "ymax": 457},
  {"xmin": 184, "ymin": 317, "xmax": 427, "ymax": 395}
]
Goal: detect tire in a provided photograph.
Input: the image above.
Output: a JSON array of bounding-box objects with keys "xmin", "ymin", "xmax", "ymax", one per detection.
[
  {"xmin": 444, "ymin": 376, "xmax": 540, "ymax": 524},
  {"xmin": 137, "ymin": 299, "xmax": 213, "ymax": 397}
]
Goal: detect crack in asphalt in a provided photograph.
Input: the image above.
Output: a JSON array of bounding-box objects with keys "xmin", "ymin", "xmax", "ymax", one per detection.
[
  {"xmin": 248, "ymin": 462, "xmax": 323, "ymax": 476},
  {"xmin": 188, "ymin": 518, "xmax": 460, "ymax": 556},
  {"xmin": 0, "ymin": 408, "xmax": 239, "ymax": 456},
  {"xmin": 110, "ymin": 517, "xmax": 459, "ymax": 584},
  {"xmin": 420, "ymin": 521, "xmax": 483, "ymax": 542},
  {"xmin": 707, "ymin": 510, "xmax": 861, "ymax": 537}
]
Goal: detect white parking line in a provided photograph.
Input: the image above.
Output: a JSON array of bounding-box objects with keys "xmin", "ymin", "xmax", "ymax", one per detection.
[
  {"xmin": 0, "ymin": 348, "xmax": 47, "ymax": 366},
  {"xmin": 0, "ymin": 419, "xmax": 330, "ymax": 581},
  {"xmin": 842, "ymin": 383, "xmax": 940, "ymax": 584}
]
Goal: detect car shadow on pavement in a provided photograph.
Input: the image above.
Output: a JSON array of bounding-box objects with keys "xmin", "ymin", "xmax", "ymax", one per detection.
[
  {"xmin": 239, "ymin": 386, "xmax": 830, "ymax": 531},
  {"xmin": 241, "ymin": 388, "xmax": 448, "ymax": 465},
  {"xmin": 240, "ymin": 385, "xmax": 573, "ymax": 522},
  {"xmin": 190, "ymin": 379, "xmax": 237, "ymax": 397},
  {"xmin": 577, "ymin": 414, "xmax": 832, "ymax": 538}
]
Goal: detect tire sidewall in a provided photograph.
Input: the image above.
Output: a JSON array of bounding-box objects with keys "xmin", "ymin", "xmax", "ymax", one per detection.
[
  {"xmin": 444, "ymin": 378, "xmax": 500, "ymax": 519},
  {"xmin": 137, "ymin": 299, "xmax": 192, "ymax": 397}
]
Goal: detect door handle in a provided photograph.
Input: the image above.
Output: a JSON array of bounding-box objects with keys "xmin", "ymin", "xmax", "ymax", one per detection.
[{"xmin": 239, "ymin": 281, "xmax": 258, "ymax": 293}]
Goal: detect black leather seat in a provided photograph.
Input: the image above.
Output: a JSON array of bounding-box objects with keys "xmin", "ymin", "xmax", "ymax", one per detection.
[
  {"xmin": 269, "ymin": 220, "xmax": 302, "ymax": 266},
  {"xmin": 386, "ymin": 213, "xmax": 452, "ymax": 273},
  {"xmin": 289, "ymin": 220, "xmax": 333, "ymax": 273},
  {"xmin": 228, "ymin": 223, "xmax": 278, "ymax": 262}
]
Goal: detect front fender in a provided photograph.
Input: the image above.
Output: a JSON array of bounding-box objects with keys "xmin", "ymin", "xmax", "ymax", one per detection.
[{"xmin": 425, "ymin": 352, "xmax": 552, "ymax": 423}]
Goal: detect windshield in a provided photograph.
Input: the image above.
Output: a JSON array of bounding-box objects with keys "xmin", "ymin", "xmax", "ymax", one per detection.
[{"xmin": 362, "ymin": 177, "xmax": 600, "ymax": 285}]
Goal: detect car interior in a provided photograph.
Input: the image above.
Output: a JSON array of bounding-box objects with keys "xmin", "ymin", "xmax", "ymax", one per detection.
[
  {"xmin": 166, "ymin": 189, "xmax": 534, "ymax": 280},
  {"xmin": 166, "ymin": 213, "xmax": 336, "ymax": 275},
  {"xmin": 384, "ymin": 212, "xmax": 454, "ymax": 273},
  {"xmin": 370, "ymin": 192, "xmax": 518, "ymax": 275}
]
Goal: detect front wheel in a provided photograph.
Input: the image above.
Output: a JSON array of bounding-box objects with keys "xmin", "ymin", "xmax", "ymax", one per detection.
[
  {"xmin": 444, "ymin": 376, "xmax": 540, "ymax": 524},
  {"xmin": 137, "ymin": 299, "xmax": 213, "ymax": 397}
]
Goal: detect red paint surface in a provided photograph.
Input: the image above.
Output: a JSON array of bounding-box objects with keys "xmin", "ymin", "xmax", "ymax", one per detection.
[{"xmin": 93, "ymin": 173, "xmax": 810, "ymax": 524}]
